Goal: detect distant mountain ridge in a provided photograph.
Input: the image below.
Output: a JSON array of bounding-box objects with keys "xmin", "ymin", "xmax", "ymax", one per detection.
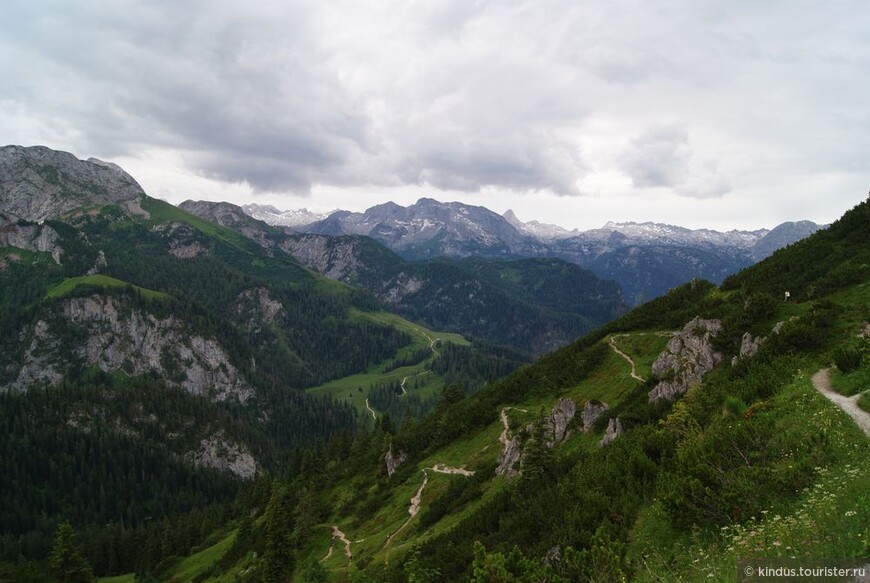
[
  {"xmin": 247, "ymin": 198, "xmax": 824, "ymax": 304},
  {"xmin": 181, "ymin": 199, "xmax": 628, "ymax": 354},
  {"xmin": 241, "ymin": 203, "xmax": 332, "ymax": 227}
]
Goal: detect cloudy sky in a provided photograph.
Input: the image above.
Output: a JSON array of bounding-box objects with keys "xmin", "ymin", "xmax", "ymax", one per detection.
[{"xmin": 2, "ymin": 1, "xmax": 868, "ymax": 230}]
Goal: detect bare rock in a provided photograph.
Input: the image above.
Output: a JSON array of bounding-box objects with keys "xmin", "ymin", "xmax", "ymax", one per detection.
[
  {"xmin": 3, "ymin": 295, "xmax": 254, "ymax": 402},
  {"xmin": 0, "ymin": 221, "xmax": 64, "ymax": 263},
  {"xmin": 599, "ymin": 417, "xmax": 624, "ymax": 446},
  {"xmin": 236, "ymin": 287, "xmax": 284, "ymax": 326},
  {"xmin": 496, "ymin": 408, "xmax": 523, "ymax": 478},
  {"xmin": 0, "ymin": 146, "xmax": 147, "ymax": 222},
  {"xmin": 496, "ymin": 435, "xmax": 522, "ymax": 478},
  {"xmin": 384, "ymin": 443, "xmax": 407, "ymax": 477},
  {"xmin": 649, "ymin": 316, "xmax": 723, "ymax": 403},
  {"xmin": 732, "ymin": 332, "xmax": 765, "ymax": 365},
  {"xmin": 581, "ymin": 400, "xmax": 609, "ymax": 432},
  {"xmin": 86, "ymin": 250, "xmax": 107, "ymax": 275},
  {"xmin": 545, "ymin": 398, "xmax": 576, "ymax": 446},
  {"xmin": 185, "ymin": 432, "xmax": 258, "ymax": 479}
]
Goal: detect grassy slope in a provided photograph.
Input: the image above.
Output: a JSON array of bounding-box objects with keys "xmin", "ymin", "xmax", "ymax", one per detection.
[
  {"xmin": 45, "ymin": 274, "xmax": 169, "ymax": 301},
  {"xmin": 311, "ymin": 330, "xmax": 658, "ymax": 576},
  {"xmin": 306, "ymin": 310, "xmax": 470, "ymax": 417}
]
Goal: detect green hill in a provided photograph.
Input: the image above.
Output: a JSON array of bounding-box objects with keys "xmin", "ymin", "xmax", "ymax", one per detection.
[{"xmin": 137, "ymin": 197, "xmax": 868, "ymax": 582}]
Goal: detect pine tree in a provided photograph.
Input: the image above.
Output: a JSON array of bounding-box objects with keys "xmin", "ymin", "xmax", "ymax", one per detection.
[
  {"xmin": 262, "ymin": 480, "xmax": 295, "ymax": 583},
  {"xmin": 49, "ymin": 522, "xmax": 95, "ymax": 583}
]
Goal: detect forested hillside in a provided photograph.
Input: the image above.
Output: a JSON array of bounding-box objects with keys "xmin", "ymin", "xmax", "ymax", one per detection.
[
  {"xmin": 109, "ymin": 196, "xmax": 869, "ymax": 582},
  {"xmin": 0, "ymin": 147, "xmax": 529, "ymax": 579},
  {"xmin": 181, "ymin": 199, "xmax": 628, "ymax": 355}
]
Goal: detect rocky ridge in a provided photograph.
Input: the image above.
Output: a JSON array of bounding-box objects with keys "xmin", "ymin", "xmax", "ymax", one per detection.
[
  {"xmin": 5, "ymin": 295, "xmax": 254, "ymax": 402},
  {"xmin": 0, "ymin": 145, "xmax": 147, "ymax": 222},
  {"xmin": 648, "ymin": 316, "xmax": 723, "ymax": 403}
]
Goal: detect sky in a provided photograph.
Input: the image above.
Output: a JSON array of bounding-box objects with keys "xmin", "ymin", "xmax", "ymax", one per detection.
[{"xmin": 2, "ymin": 0, "xmax": 868, "ymax": 231}]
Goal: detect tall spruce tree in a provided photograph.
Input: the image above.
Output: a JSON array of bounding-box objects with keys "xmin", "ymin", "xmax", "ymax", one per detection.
[{"xmin": 49, "ymin": 522, "xmax": 95, "ymax": 583}]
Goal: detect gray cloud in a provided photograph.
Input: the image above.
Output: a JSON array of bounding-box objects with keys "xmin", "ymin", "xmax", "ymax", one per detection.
[{"xmin": 0, "ymin": 0, "xmax": 868, "ymax": 216}]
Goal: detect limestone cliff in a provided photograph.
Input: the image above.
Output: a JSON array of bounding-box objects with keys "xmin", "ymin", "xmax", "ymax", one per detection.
[
  {"xmin": 648, "ymin": 316, "xmax": 723, "ymax": 403},
  {"xmin": 0, "ymin": 145, "xmax": 147, "ymax": 221},
  {"xmin": 4, "ymin": 294, "xmax": 254, "ymax": 402}
]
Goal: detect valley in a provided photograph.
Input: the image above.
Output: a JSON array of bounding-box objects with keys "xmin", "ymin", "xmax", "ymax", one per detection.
[{"xmin": 0, "ymin": 146, "xmax": 867, "ymax": 582}]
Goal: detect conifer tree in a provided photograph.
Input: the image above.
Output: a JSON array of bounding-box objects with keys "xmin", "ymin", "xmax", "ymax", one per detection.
[
  {"xmin": 262, "ymin": 481, "xmax": 295, "ymax": 583},
  {"xmin": 49, "ymin": 522, "xmax": 95, "ymax": 583}
]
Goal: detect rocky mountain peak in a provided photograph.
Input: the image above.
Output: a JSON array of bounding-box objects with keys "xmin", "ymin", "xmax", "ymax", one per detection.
[{"xmin": 0, "ymin": 145, "xmax": 147, "ymax": 221}]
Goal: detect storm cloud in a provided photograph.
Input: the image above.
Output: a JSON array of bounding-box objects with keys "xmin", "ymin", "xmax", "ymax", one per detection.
[{"xmin": 1, "ymin": 0, "xmax": 868, "ymax": 226}]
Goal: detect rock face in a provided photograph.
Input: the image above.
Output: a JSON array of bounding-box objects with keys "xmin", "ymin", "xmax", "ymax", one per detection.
[
  {"xmin": 732, "ymin": 332, "xmax": 765, "ymax": 365},
  {"xmin": 279, "ymin": 233, "xmax": 395, "ymax": 284},
  {"xmin": 179, "ymin": 200, "xmax": 277, "ymax": 251},
  {"xmin": 384, "ymin": 443, "xmax": 407, "ymax": 477},
  {"xmin": 545, "ymin": 398, "xmax": 576, "ymax": 446},
  {"xmin": 0, "ymin": 221, "xmax": 63, "ymax": 263},
  {"xmin": 496, "ymin": 408, "xmax": 523, "ymax": 478},
  {"xmin": 185, "ymin": 432, "xmax": 258, "ymax": 479},
  {"xmin": 581, "ymin": 400, "xmax": 609, "ymax": 432},
  {"xmin": 496, "ymin": 435, "xmax": 523, "ymax": 478},
  {"xmin": 648, "ymin": 316, "xmax": 723, "ymax": 403},
  {"xmin": 4, "ymin": 295, "xmax": 254, "ymax": 402},
  {"xmin": 0, "ymin": 145, "xmax": 147, "ymax": 221},
  {"xmin": 599, "ymin": 417, "xmax": 624, "ymax": 446}
]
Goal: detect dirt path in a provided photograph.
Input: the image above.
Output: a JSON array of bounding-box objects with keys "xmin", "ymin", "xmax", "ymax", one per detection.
[
  {"xmin": 609, "ymin": 335, "xmax": 645, "ymax": 382},
  {"xmin": 365, "ymin": 398, "xmax": 377, "ymax": 420},
  {"xmin": 417, "ymin": 329, "xmax": 441, "ymax": 357},
  {"xmin": 399, "ymin": 370, "xmax": 430, "ymax": 396},
  {"xmin": 812, "ymin": 369, "xmax": 870, "ymax": 436},
  {"xmin": 383, "ymin": 470, "xmax": 429, "ymax": 547},
  {"xmin": 321, "ymin": 525, "xmax": 352, "ymax": 563},
  {"xmin": 429, "ymin": 463, "xmax": 475, "ymax": 476},
  {"xmin": 320, "ymin": 543, "xmax": 333, "ymax": 561}
]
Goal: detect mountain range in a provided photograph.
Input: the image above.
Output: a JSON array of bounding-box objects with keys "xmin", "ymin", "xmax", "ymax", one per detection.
[
  {"xmin": 245, "ymin": 198, "xmax": 824, "ymax": 305},
  {"xmin": 1, "ymin": 144, "xmax": 865, "ymax": 583}
]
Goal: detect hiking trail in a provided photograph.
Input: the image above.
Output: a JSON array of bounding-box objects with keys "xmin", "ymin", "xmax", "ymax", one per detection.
[{"xmin": 812, "ymin": 368, "xmax": 870, "ymax": 436}]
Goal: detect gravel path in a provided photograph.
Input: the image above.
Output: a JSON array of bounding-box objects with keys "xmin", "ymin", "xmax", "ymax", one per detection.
[
  {"xmin": 365, "ymin": 398, "xmax": 377, "ymax": 420},
  {"xmin": 609, "ymin": 335, "xmax": 645, "ymax": 382},
  {"xmin": 812, "ymin": 368, "xmax": 870, "ymax": 436}
]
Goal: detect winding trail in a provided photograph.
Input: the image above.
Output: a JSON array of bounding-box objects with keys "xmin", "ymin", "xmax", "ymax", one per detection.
[
  {"xmin": 382, "ymin": 463, "xmax": 474, "ymax": 549},
  {"xmin": 365, "ymin": 398, "xmax": 377, "ymax": 420},
  {"xmin": 812, "ymin": 369, "xmax": 870, "ymax": 436},
  {"xmin": 399, "ymin": 370, "xmax": 430, "ymax": 396},
  {"xmin": 383, "ymin": 470, "xmax": 429, "ymax": 547},
  {"xmin": 416, "ymin": 328, "xmax": 441, "ymax": 357},
  {"xmin": 609, "ymin": 335, "xmax": 645, "ymax": 383},
  {"xmin": 321, "ymin": 525, "xmax": 353, "ymax": 563}
]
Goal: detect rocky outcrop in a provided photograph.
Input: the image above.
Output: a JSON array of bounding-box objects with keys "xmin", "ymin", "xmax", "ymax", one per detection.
[
  {"xmin": 648, "ymin": 317, "xmax": 723, "ymax": 403},
  {"xmin": 4, "ymin": 295, "xmax": 254, "ymax": 402},
  {"xmin": 0, "ymin": 145, "xmax": 147, "ymax": 221},
  {"xmin": 236, "ymin": 288, "xmax": 283, "ymax": 326},
  {"xmin": 0, "ymin": 221, "xmax": 63, "ymax": 263},
  {"xmin": 581, "ymin": 400, "xmax": 609, "ymax": 432},
  {"xmin": 545, "ymin": 398, "xmax": 576, "ymax": 446},
  {"xmin": 384, "ymin": 443, "xmax": 407, "ymax": 477},
  {"xmin": 280, "ymin": 234, "xmax": 376, "ymax": 283},
  {"xmin": 152, "ymin": 222, "xmax": 211, "ymax": 259},
  {"xmin": 732, "ymin": 332, "xmax": 765, "ymax": 365},
  {"xmin": 496, "ymin": 408, "xmax": 523, "ymax": 478},
  {"xmin": 86, "ymin": 250, "xmax": 107, "ymax": 275},
  {"xmin": 599, "ymin": 417, "xmax": 624, "ymax": 446},
  {"xmin": 179, "ymin": 200, "xmax": 276, "ymax": 251},
  {"xmin": 185, "ymin": 432, "xmax": 257, "ymax": 479}
]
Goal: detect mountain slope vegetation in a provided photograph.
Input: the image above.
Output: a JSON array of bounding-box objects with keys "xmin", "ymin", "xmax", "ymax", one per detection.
[
  {"xmin": 135, "ymin": 196, "xmax": 868, "ymax": 582},
  {"xmin": 0, "ymin": 146, "xmax": 529, "ymax": 577}
]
